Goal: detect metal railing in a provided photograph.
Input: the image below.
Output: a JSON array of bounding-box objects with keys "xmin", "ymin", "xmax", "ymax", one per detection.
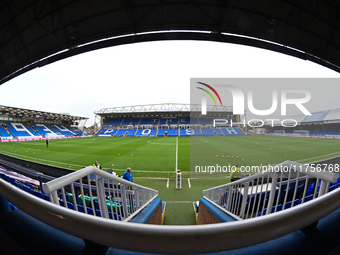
[
  {"xmin": 42, "ymin": 166, "xmax": 158, "ymax": 221},
  {"xmin": 1, "ymin": 176, "xmax": 340, "ymax": 254},
  {"xmin": 203, "ymin": 161, "xmax": 339, "ymax": 220}
]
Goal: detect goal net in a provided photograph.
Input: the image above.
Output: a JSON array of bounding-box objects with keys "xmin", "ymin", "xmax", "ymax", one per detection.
[{"xmin": 293, "ymin": 130, "xmax": 310, "ymax": 136}]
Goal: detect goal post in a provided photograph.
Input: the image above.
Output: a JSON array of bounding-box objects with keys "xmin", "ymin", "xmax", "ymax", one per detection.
[
  {"xmin": 273, "ymin": 130, "xmax": 285, "ymax": 134},
  {"xmin": 293, "ymin": 130, "xmax": 310, "ymax": 136}
]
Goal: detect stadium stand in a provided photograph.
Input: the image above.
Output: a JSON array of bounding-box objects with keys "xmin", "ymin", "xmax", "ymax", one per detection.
[
  {"xmin": 157, "ymin": 129, "xmax": 179, "ymax": 137},
  {"xmin": 48, "ymin": 126, "xmax": 64, "ymax": 136},
  {"xmin": 271, "ymin": 123, "xmax": 340, "ymax": 136},
  {"xmin": 73, "ymin": 129, "xmax": 84, "ymax": 135},
  {"xmin": 6, "ymin": 122, "xmax": 35, "ymax": 138},
  {"xmin": 23, "ymin": 123, "xmax": 41, "ymax": 137},
  {"xmin": 0, "ymin": 126, "xmax": 12, "ymax": 139},
  {"xmin": 139, "ymin": 117, "xmax": 160, "ymax": 125},
  {"xmin": 189, "ymin": 118, "xmax": 199, "ymax": 125},
  {"xmin": 222, "ymin": 128, "xmax": 244, "ymax": 135},
  {"xmin": 180, "ymin": 128, "xmax": 197, "ymax": 136},
  {"xmin": 159, "ymin": 118, "xmax": 178, "ymax": 125},
  {"xmin": 121, "ymin": 118, "xmax": 141, "ymax": 126},
  {"xmin": 134, "ymin": 129, "xmax": 157, "ymax": 137},
  {"xmin": 114, "ymin": 129, "xmax": 136, "ymax": 137},
  {"xmin": 33, "ymin": 123, "xmax": 59, "ymax": 137},
  {"xmin": 104, "ymin": 118, "xmax": 124, "ymax": 126},
  {"xmin": 55, "ymin": 125, "xmax": 77, "ymax": 136},
  {"xmin": 98, "ymin": 129, "xmax": 117, "ymax": 136},
  {"xmin": 95, "ymin": 126, "xmax": 248, "ymax": 137},
  {"xmin": 201, "ymin": 129, "xmax": 224, "ymax": 136},
  {"xmin": 179, "ymin": 118, "xmax": 190, "ymax": 125},
  {"xmin": 198, "ymin": 118, "xmax": 214, "ymax": 125}
]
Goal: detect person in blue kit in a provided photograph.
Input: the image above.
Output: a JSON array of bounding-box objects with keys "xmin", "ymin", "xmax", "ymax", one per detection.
[{"xmin": 123, "ymin": 167, "xmax": 133, "ymax": 182}]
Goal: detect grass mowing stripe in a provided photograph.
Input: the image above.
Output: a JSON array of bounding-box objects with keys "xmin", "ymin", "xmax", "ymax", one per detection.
[
  {"xmin": 0, "ymin": 149, "xmax": 81, "ymax": 168},
  {"xmin": 1, "ymin": 136, "xmax": 340, "ymax": 178}
]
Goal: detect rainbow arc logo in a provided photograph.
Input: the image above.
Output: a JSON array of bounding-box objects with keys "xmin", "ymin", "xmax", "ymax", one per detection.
[{"xmin": 196, "ymin": 82, "xmax": 223, "ymax": 106}]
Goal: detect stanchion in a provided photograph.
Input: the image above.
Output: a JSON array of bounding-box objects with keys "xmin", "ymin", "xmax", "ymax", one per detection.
[{"xmin": 176, "ymin": 169, "xmax": 181, "ymax": 189}]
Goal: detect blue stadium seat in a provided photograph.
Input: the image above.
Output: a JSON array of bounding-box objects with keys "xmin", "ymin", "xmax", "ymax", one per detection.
[
  {"xmin": 121, "ymin": 118, "xmax": 141, "ymax": 126},
  {"xmin": 33, "ymin": 190, "xmax": 44, "ymax": 199},
  {"xmin": 159, "ymin": 118, "xmax": 178, "ymax": 125},
  {"xmin": 0, "ymin": 126, "xmax": 12, "ymax": 139},
  {"xmin": 23, "ymin": 185, "xmax": 33, "ymax": 194},
  {"xmin": 59, "ymin": 200, "xmax": 76, "ymax": 210},
  {"xmin": 87, "ymin": 207, "xmax": 94, "ymax": 215},
  {"xmin": 98, "ymin": 128, "xmax": 117, "ymax": 136},
  {"xmin": 77, "ymin": 205, "xmax": 86, "ymax": 213},
  {"xmin": 43, "ymin": 194, "xmax": 50, "ymax": 201},
  {"xmin": 139, "ymin": 118, "xmax": 159, "ymax": 125},
  {"xmin": 283, "ymin": 199, "xmax": 300, "ymax": 209},
  {"xmin": 6, "ymin": 122, "xmax": 35, "ymax": 138},
  {"xmin": 109, "ymin": 212, "xmax": 122, "ymax": 220},
  {"xmin": 54, "ymin": 125, "xmax": 77, "ymax": 136},
  {"xmin": 134, "ymin": 129, "xmax": 157, "ymax": 137},
  {"xmin": 114, "ymin": 129, "xmax": 136, "ymax": 137},
  {"xmin": 299, "ymin": 194, "xmax": 314, "ymax": 204},
  {"xmin": 157, "ymin": 129, "xmax": 178, "ymax": 137},
  {"xmin": 105, "ymin": 118, "xmax": 124, "ymax": 126}
]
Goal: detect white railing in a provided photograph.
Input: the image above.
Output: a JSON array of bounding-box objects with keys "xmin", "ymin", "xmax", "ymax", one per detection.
[
  {"xmin": 1, "ymin": 177, "xmax": 340, "ymax": 254},
  {"xmin": 203, "ymin": 161, "xmax": 339, "ymax": 220},
  {"xmin": 42, "ymin": 166, "xmax": 158, "ymax": 221}
]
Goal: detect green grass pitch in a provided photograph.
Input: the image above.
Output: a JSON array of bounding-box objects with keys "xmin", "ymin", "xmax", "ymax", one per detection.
[
  {"xmin": 1, "ymin": 135, "xmax": 340, "ymax": 225},
  {"xmin": 0, "ymin": 135, "xmax": 340, "ymax": 178}
]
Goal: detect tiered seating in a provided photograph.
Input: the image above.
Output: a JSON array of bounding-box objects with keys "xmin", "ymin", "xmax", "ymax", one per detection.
[
  {"xmin": 23, "ymin": 124, "xmax": 41, "ymax": 137},
  {"xmin": 48, "ymin": 126, "xmax": 63, "ymax": 136},
  {"xmin": 180, "ymin": 129, "xmax": 192, "ymax": 136},
  {"xmin": 198, "ymin": 118, "xmax": 214, "ymax": 125},
  {"xmin": 105, "ymin": 118, "xmax": 124, "ymax": 126},
  {"xmin": 179, "ymin": 118, "xmax": 190, "ymax": 125},
  {"xmin": 222, "ymin": 128, "xmax": 243, "ymax": 135},
  {"xmin": 134, "ymin": 129, "xmax": 157, "ymax": 137},
  {"xmin": 33, "ymin": 123, "xmax": 60, "ymax": 137},
  {"xmin": 0, "ymin": 169, "xmax": 49, "ymax": 205},
  {"xmin": 139, "ymin": 118, "xmax": 159, "ymax": 125},
  {"xmin": 201, "ymin": 129, "xmax": 224, "ymax": 136},
  {"xmin": 6, "ymin": 122, "xmax": 35, "ymax": 138},
  {"xmin": 159, "ymin": 118, "xmax": 178, "ymax": 125},
  {"xmin": 98, "ymin": 129, "xmax": 117, "ymax": 136},
  {"xmin": 190, "ymin": 118, "xmax": 199, "ymax": 125},
  {"xmin": 0, "ymin": 169, "xmax": 124, "ymax": 221},
  {"xmin": 157, "ymin": 129, "xmax": 178, "ymax": 137},
  {"xmin": 234, "ymin": 128, "xmax": 244, "ymax": 135},
  {"xmin": 121, "ymin": 118, "xmax": 140, "ymax": 126},
  {"xmin": 114, "ymin": 129, "xmax": 136, "ymax": 137},
  {"xmin": 73, "ymin": 129, "xmax": 84, "ymax": 135},
  {"xmin": 298, "ymin": 125, "xmax": 321, "ymax": 135},
  {"xmin": 54, "ymin": 125, "xmax": 77, "ymax": 136},
  {"xmin": 0, "ymin": 126, "xmax": 12, "ymax": 139}
]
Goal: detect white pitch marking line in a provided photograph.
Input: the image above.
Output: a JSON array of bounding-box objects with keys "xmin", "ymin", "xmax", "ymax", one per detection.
[
  {"xmin": 188, "ymin": 178, "xmax": 191, "ymax": 188},
  {"xmin": 167, "ymin": 178, "xmax": 169, "ymax": 188}
]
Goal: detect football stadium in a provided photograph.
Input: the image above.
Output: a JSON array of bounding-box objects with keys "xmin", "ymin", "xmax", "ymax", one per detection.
[{"xmin": 1, "ymin": 2, "xmax": 340, "ymax": 255}]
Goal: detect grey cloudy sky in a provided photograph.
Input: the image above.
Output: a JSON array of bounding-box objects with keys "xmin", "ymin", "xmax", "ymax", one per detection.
[{"xmin": 0, "ymin": 40, "xmax": 339, "ymax": 126}]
